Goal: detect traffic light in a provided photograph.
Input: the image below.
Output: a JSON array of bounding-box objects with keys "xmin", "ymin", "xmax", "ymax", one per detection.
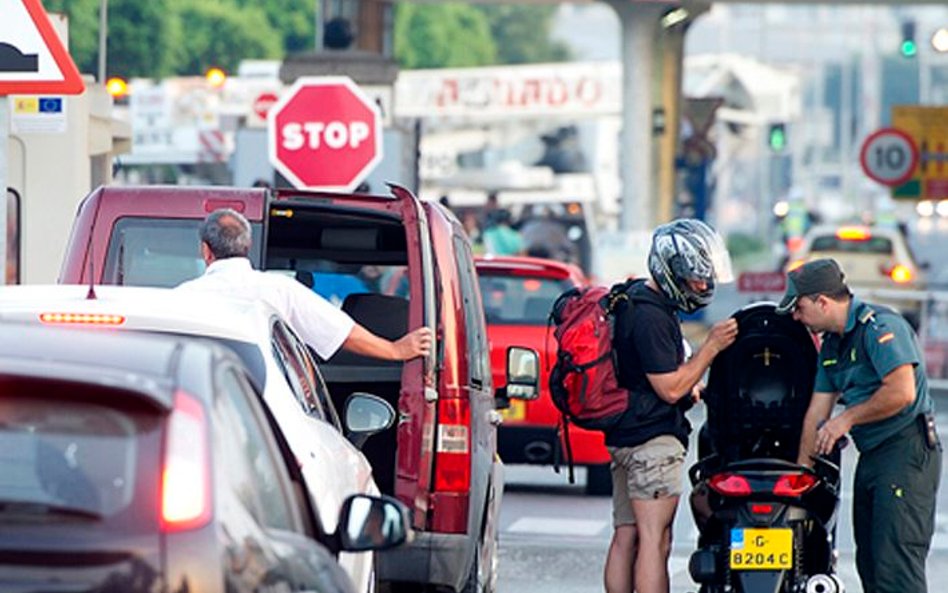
[
  {"xmin": 768, "ymin": 123, "xmax": 787, "ymax": 152},
  {"xmin": 900, "ymin": 20, "xmax": 918, "ymax": 58}
]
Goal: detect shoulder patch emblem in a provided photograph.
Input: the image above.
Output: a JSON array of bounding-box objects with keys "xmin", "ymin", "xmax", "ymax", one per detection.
[{"xmin": 878, "ymin": 332, "xmax": 895, "ymax": 344}]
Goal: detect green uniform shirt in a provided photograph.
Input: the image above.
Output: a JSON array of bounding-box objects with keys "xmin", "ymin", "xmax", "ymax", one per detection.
[{"xmin": 814, "ymin": 297, "xmax": 932, "ymax": 452}]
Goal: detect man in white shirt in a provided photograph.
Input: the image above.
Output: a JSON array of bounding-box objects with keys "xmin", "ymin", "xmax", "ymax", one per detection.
[{"xmin": 178, "ymin": 208, "xmax": 432, "ymax": 362}]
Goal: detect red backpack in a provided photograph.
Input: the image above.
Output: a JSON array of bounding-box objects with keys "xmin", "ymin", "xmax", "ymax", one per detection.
[{"xmin": 548, "ymin": 281, "xmax": 634, "ymax": 434}]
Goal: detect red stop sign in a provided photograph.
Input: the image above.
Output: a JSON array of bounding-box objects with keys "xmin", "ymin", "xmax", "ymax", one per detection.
[{"xmin": 267, "ymin": 77, "xmax": 382, "ymax": 191}]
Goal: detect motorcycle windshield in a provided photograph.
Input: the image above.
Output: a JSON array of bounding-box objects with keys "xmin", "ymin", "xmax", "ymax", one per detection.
[{"xmin": 703, "ymin": 302, "xmax": 818, "ymax": 463}]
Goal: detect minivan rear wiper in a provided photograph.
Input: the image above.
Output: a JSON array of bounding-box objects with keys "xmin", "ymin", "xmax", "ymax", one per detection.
[{"xmin": 0, "ymin": 500, "xmax": 102, "ymax": 521}]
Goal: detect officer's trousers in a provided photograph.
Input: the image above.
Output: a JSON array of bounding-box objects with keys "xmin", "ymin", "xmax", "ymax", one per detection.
[{"xmin": 853, "ymin": 418, "xmax": 942, "ymax": 593}]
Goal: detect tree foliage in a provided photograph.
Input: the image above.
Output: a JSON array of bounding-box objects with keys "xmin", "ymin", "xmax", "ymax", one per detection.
[
  {"xmin": 394, "ymin": 3, "xmax": 496, "ymax": 69},
  {"xmin": 172, "ymin": 0, "xmax": 282, "ymax": 75},
  {"xmin": 476, "ymin": 5, "xmax": 572, "ymax": 65},
  {"xmin": 44, "ymin": 0, "xmax": 571, "ymax": 78}
]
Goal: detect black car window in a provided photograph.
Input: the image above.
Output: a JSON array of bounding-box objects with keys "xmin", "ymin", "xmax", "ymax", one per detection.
[
  {"xmin": 102, "ymin": 217, "xmax": 263, "ymax": 287},
  {"xmin": 271, "ymin": 321, "xmax": 325, "ymax": 421},
  {"xmin": 214, "ymin": 367, "xmax": 295, "ymax": 531},
  {"xmin": 478, "ymin": 273, "xmax": 574, "ymax": 325},
  {"xmin": 0, "ymin": 393, "xmax": 161, "ymax": 526},
  {"xmin": 283, "ymin": 324, "xmax": 342, "ymax": 430},
  {"xmin": 453, "ymin": 236, "xmax": 490, "ymax": 385},
  {"xmin": 810, "ymin": 234, "xmax": 893, "ymax": 255}
]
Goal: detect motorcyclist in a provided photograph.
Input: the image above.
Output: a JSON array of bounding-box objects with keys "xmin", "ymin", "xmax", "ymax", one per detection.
[{"xmin": 605, "ymin": 219, "xmax": 738, "ymax": 593}]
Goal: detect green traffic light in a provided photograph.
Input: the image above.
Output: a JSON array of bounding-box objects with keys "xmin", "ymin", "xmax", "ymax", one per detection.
[
  {"xmin": 769, "ymin": 126, "xmax": 786, "ymax": 151},
  {"xmin": 901, "ymin": 39, "xmax": 918, "ymax": 57}
]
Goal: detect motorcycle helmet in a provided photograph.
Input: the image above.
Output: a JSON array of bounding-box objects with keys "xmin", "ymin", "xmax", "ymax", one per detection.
[{"xmin": 648, "ymin": 219, "xmax": 734, "ymax": 313}]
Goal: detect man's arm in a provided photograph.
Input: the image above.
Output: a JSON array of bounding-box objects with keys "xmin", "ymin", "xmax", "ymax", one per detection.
[
  {"xmin": 342, "ymin": 324, "xmax": 433, "ymax": 361},
  {"xmin": 647, "ymin": 318, "xmax": 738, "ymax": 403},
  {"xmin": 797, "ymin": 391, "xmax": 838, "ymax": 466},
  {"xmin": 815, "ymin": 364, "xmax": 915, "ymax": 455}
]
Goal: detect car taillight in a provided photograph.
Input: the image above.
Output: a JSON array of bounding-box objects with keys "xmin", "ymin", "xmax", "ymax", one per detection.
[
  {"xmin": 39, "ymin": 312, "xmax": 125, "ymax": 326},
  {"xmin": 772, "ymin": 473, "xmax": 817, "ymax": 497},
  {"xmin": 160, "ymin": 390, "xmax": 212, "ymax": 532},
  {"xmin": 708, "ymin": 473, "xmax": 752, "ymax": 496},
  {"xmin": 434, "ymin": 398, "xmax": 471, "ymax": 493},
  {"xmin": 751, "ymin": 503, "xmax": 774, "ymax": 515},
  {"xmin": 889, "ymin": 264, "xmax": 913, "ymax": 284}
]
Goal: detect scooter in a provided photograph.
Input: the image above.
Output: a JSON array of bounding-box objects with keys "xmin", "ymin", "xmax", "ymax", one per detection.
[{"xmin": 687, "ymin": 303, "xmax": 845, "ymax": 593}]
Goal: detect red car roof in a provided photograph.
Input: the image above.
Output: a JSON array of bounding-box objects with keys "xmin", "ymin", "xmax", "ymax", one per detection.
[{"xmin": 474, "ymin": 255, "xmax": 586, "ymax": 283}]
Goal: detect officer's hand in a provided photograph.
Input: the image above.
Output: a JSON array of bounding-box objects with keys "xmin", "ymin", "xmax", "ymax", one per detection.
[
  {"xmin": 815, "ymin": 415, "xmax": 851, "ymax": 456},
  {"xmin": 705, "ymin": 318, "xmax": 738, "ymax": 356},
  {"xmin": 395, "ymin": 327, "xmax": 433, "ymax": 360}
]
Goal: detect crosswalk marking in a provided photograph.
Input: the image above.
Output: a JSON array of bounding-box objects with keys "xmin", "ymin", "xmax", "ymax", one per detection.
[{"xmin": 507, "ymin": 517, "xmax": 608, "ymax": 536}]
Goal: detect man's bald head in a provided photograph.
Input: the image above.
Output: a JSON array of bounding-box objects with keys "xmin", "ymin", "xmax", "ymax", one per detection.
[{"xmin": 199, "ymin": 208, "xmax": 253, "ymax": 259}]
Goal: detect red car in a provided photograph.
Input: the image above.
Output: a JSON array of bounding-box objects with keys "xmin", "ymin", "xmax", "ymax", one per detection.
[{"xmin": 475, "ymin": 256, "xmax": 612, "ymax": 495}]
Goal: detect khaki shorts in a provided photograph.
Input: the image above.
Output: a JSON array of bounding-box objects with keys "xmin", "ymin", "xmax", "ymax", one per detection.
[{"xmin": 609, "ymin": 435, "xmax": 686, "ymax": 526}]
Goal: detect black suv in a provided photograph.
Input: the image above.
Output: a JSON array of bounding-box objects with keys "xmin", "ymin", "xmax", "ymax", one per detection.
[{"xmin": 0, "ymin": 323, "xmax": 408, "ymax": 592}]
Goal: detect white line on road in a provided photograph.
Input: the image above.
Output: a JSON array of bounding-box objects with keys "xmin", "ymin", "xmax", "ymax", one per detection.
[{"xmin": 507, "ymin": 517, "xmax": 608, "ymax": 537}]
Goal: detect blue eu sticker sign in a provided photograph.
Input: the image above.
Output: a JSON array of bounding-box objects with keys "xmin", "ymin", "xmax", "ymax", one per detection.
[
  {"xmin": 730, "ymin": 528, "xmax": 745, "ymax": 549},
  {"xmin": 39, "ymin": 97, "xmax": 63, "ymax": 113}
]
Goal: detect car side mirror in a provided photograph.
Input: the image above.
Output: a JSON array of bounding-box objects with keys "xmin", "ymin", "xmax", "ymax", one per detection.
[
  {"xmin": 344, "ymin": 392, "xmax": 395, "ymax": 449},
  {"xmin": 505, "ymin": 346, "xmax": 539, "ymax": 400},
  {"xmin": 337, "ymin": 494, "xmax": 411, "ymax": 552}
]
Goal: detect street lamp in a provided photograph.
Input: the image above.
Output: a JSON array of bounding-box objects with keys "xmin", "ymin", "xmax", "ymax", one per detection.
[{"xmin": 932, "ymin": 28, "xmax": 948, "ymax": 53}]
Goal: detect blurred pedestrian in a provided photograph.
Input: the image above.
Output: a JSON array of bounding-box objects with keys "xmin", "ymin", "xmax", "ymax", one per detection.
[{"xmin": 481, "ymin": 209, "xmax": 523, "ymax": 256}]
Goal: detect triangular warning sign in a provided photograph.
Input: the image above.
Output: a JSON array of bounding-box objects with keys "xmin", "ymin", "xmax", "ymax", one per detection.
[{"xmin": 0, "ymin": 0, "xmax": 85, "ymax": 95}]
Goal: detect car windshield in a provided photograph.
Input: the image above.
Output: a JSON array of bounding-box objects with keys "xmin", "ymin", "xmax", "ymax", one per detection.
[
  {"xmin": 478, "ymin": 273, "xmax": 573, "ymax": 326},
  {"xmin": 0, "ymin": 394, "xmax": 161, "ymax": 522},
  {"xmin": 810, "ymin": 234, "xmax": 893, "ymax": 255}
]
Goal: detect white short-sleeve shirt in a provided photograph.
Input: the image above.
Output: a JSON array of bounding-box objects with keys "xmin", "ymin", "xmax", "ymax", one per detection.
[{"xmin": 177, "ymin": 258, "xmax": 355, "ymax": 359}]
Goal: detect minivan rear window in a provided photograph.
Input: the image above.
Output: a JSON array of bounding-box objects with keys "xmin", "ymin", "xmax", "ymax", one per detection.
[
  {"xmin": 0, "ymin": 395, "xmax": 161, "ymax": 521},
  {"xmin": 810, "ymin": 235, "xmax": 893, "ymax": 255},
  {"xmin": 103, "ymin": 218, "xmax": 263, "ymax": 287},
  {"xmin": 478, "ymin": 274, "xmax": 573, "ymax": 325}
]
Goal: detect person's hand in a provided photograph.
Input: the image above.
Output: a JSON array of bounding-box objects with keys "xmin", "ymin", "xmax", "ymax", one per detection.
[
  {"xmin": 815, "ymin": 415, "xmax": 851, "ymax": 456},
  {"xmin": 690, "ymin": 381, "xmax": 705, "ymax": 404},
  {"xmin": 394, "ymin": 327, "xmax": 433, "ymax": 360},
  {"xmin": 704, "ymin": 318, "xmax": 738, "ymax": 356}
]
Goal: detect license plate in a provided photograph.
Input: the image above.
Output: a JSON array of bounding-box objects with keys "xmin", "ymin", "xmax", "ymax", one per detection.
[
  {"xmin": 729, "ymin": 528, "xmax": 793, "ymax": 570},
  {"xmin": 500, "ymin": 399, "xmax": 525, "ymax": 422}
]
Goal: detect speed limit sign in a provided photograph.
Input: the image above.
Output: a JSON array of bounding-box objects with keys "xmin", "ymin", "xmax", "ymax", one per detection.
[{"xmin": 859, "ymin": 128, "xmax": 919, "ymax": 187}]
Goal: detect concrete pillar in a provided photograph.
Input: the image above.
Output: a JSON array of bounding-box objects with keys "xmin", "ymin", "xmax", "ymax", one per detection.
[{"xmin": 607, "ymin": 0, "xmax": 674, "ymax": 232}]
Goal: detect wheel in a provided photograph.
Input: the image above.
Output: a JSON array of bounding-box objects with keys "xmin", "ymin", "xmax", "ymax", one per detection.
[{"xmin": 585, "ymin": 463, "xmax": 612, "ymax": 496}]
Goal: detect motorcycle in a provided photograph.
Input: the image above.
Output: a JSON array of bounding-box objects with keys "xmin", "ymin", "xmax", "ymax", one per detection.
[{"xmin": 687, "ymin": 303, "xmax": 845, "ymax": 593}]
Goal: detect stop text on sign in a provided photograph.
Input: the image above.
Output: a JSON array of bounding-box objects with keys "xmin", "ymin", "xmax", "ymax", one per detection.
[{"xmin": 281, "ymin": 121, "xmax": 372, "ymax": 150}]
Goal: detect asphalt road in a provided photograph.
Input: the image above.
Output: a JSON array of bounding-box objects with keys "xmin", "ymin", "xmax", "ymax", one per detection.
[{"xmin": 496, "ymin": 403, "xmax": 948, "ymax": 593}]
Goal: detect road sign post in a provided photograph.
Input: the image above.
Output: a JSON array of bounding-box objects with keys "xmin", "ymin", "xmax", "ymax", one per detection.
[
  {"xmin": 267, "ymin": 76, "xmax": 382, "ymax": 192},
  {"xmin": 1, "ymin": 0, "xmax": 86, "ymax": 284}
]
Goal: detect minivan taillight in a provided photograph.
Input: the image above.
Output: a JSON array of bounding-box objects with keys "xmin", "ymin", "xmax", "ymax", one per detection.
[
  {"xmin": 160, "ymin": 390, "xmax": 212, "ymax": 532},
  {"xmin": 434, "ymin": 398, "xmax": 471, "ymax": 493}
]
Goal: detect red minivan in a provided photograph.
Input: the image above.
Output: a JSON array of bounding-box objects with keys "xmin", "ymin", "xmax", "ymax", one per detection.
[
  {"xmin": 60, "ymin": 184, "xmax": 538, "ymax": 593},
  {"xmin": 474, "ymin": 256, "xmax": 612, "ymax": 495}
]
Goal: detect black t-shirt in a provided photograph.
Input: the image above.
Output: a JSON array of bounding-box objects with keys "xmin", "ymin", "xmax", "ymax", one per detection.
[{"xmin": 607, "ymin": 279, "xmax": 690, "ymax": 448}]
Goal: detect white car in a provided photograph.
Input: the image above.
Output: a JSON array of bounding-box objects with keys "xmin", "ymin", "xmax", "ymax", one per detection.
[{"xmin": 0, "ymin": 285, "xmax": 394, "ymax": 593}]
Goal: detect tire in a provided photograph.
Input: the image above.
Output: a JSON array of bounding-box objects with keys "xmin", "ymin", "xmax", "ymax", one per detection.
[{"xmin": 585, "ymin": 463, "xmax": 612, "ymax": 496}]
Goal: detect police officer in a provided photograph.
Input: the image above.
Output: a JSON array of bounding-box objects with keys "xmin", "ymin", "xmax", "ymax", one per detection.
[{"xmin": 777, "ymin": 258, "xmax": 941, "ymax": 593}]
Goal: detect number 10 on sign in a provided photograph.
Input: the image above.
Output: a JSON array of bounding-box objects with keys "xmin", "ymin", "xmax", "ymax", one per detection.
[{"xmin": 860, "ymin": 128, "xmax": 919, "ymax": 187}]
